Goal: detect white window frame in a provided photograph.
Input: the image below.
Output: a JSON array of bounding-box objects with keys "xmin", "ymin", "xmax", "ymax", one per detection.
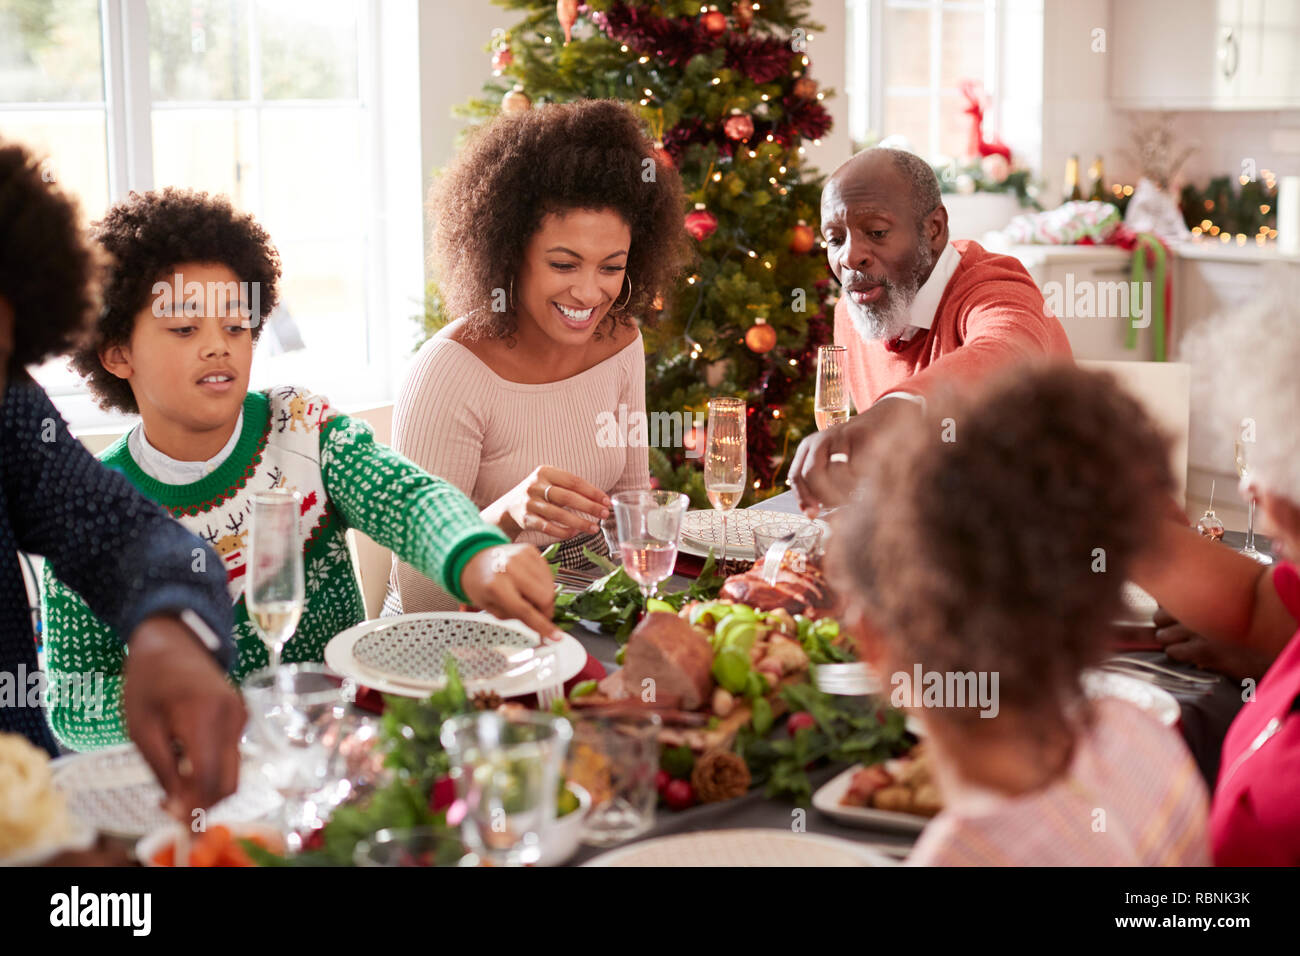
[
  {"xmin": 15, "ymin": 0, "xmax": 415, "ymax": 424},
  {"xmin": 848, "ymin": 0, "xmax": 1002, "ymax": 161}
]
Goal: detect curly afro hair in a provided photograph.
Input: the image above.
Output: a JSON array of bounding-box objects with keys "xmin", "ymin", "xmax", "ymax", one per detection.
[
  {"xmin": 430, "ymin": 98, "xmax": 692, "ymax": 339},
  {"xmin": 73, "ymin": 188, "xmax": 281, "ymax": 414},
  {"xmin": 0, "ymin": 139, "xmax": 101, "ymax": 372},
  {"xmin": 829, "ymin": 362, "xmax": 1173, "ymax": 730}
]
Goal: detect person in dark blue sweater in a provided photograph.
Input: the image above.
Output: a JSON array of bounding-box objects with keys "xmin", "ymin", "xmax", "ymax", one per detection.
[{"xmin": 0, "ymin": 139, "xmax": 245, "ymax": 814}]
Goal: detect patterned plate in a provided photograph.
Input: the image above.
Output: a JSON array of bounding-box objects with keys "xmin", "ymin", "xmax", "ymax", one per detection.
[
  {"xmin": 50, "ymin": 746, "xmax": 282, "ymax": 840},
  {"xmin": 325, "ymin": 612, "xmax": 588, "ymax": 698},
  {"xmin": 583, "ymin": 828, "xmax": 895, "ymax": 867},
  {"xmin": 680, "ymin": 509, "xmax": 829, "ymax": 556}
]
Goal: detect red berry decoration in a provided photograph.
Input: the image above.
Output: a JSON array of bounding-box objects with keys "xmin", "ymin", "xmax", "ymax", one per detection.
[
  {"xmin": 663, "ymin": 778, "xmax": 696, "ymax": 811},
  {"xmin": 786, "ymin": 711, "xmax": 816, "ymax": 736},
  {"xmin": 789, "ymin": 220, "xmax": 815, "ymax": 254},
  {"xmin": 491, "ymin": 47, "xmax": 514, "ymax": 74},
  {"xmin": 685, "ymin": 204, "xmax": 718, "ymax": 241},
  {"xmin": 655, "ymin": 769, "xmax": 671, "ymax": 793},
  {"xmin": 745, "ymin": 318, "xmax": 777, "ymax": 354},
  {"xmin": 723, "ymin": 110, "xmax": 755, "ymax": 142},
  {"xmin": 701, "ymin": 7, "xmax": 727, "ymax": 37}
]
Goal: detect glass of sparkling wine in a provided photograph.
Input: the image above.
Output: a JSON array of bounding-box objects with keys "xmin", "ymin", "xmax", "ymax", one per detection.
[
  {"xmin": 815, "ymin": 345, "xmax": 850, "ymax": 431},
  {"xmin": 247, "ymin": 489, "xmax": 305, "ymax": 670},
  {"xmin": 705, "ymin": 397, "xmax": 747, "ymax": 568},
  {"xmin": 1234, "ymin": 440, "xmax": 1273, "ymax": 565},
  {"xmin": 612, "ymin": 490, "xmax": 688, "ymax": 602}
]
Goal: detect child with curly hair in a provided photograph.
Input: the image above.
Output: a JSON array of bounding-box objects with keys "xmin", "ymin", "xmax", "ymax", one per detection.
[
  {"xmin": 830, "ymin": 363, "xmax": 1210, "ymax": 865},
  {"xmin": 43, "ymin": 188, "xmax": 559, "ymax": 750},
  {"xmin": 387, "ymin": 98, "xmax": 692, "ymax": 613},
  {"xmin": 0, "ymin": 141, "xmax": 243, "ymax": 810}
]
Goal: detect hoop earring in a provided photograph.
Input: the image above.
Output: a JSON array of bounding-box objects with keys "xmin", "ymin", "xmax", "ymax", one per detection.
[
  {"xmin": 614, "ymin": 275, "xmax": 633, "ymax": 311},
  {"xmin": 508, "ymin": 276, "xmax": 515, "ymax": 312}
]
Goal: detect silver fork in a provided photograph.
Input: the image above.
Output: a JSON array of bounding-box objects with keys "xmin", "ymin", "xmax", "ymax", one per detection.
[
  {"xmin": 761, "ymin": 531, "xmax": 797, "ymax": 586},
  {"xmin": 1105, "ymin": 656, "xmax": 1219, "ymax": 684},
  {"xmin": 531, "ymin": 649, "xmax": 564, "ymax": 710}
]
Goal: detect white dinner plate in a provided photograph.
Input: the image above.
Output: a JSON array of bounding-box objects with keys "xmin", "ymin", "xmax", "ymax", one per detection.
[
  {"xmin": 1081, "ymin": 669, "xmax": 1181, "ymax": 726},
  {"xmin": 49, "ymin": 745, "xmax": 282, "ymax": 840},
  {"xmin": 680, "ymin": 510, "xmax": 829, "ymax": 560},
  {"xmin": 324, "ymin": 612, "xmax": 587, "ymax": 699},
  {"xmin": 582, "ymin": 827, "xmax": 895, "ymax": 867},
  {"xmin": 811, "ymin": 765, "xmax": 932, "ymax": 835}
]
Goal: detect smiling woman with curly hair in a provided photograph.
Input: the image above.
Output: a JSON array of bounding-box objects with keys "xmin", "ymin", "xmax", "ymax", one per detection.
[{"xmin": 387, "ymin": 98, "xmax": 692, "ymax": 614}]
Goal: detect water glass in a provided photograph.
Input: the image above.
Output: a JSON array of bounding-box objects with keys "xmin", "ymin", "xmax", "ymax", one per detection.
[
  {"xmin": 440, "ymin": 710, "xmax": 573, "ymax": 867},
  {"xmin": 569, "ymin": 712, "xmax": 662, "ymax": 847},
  {"xmin": 612, "ymin": 490, "xmax": 688, "ymax": 601}
]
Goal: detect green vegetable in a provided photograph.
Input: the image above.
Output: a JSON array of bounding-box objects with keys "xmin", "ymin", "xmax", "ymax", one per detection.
[
  {"xmin": 645, "ymin": 598, "xmax": 676, "ymax": 614},
  {"xmin": 660, "ymin": 745, "xmax": 696, "ymax": 779},
  {"xmin": 734, "ymin": 684, "xmax": 914, "ymax": 805},
  {"xmin": 750, "ymin": 697, "xmax": 774, "ymax": 736},
  {"xmin": 715, "ymin": 617, "xmax": 758, "ymax": 652},
  {"xmin": 711, "ymin": 646, "xmax": 751, "ymax": 693},
  {"xmin": 707, "ymin": 715, "xmax": 721, "ymax": 730},
  {"xmin": 556, "ymin": 782, "xmax": 580, "ymax": 817},
  {"xmin": 569, "ymin": 679, "xmax": 598, "ymax": 699},
  {"xmin": 615, "ymin": 645, "xmax": 626, "ymax": 666},
  {"xmin": 744, "ymin": 670, "xmax": 768, "ymax": 701},
  {"xmin": 721, "ymin": 604, "xmax": 758, "ymax": 624}
]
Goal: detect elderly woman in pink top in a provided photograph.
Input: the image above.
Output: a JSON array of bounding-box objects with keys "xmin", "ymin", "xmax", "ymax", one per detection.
[
  {"xmin": 386, "ymin": 99, "xmax": 690, "ymax": 613},
  {"xmin": 1133, "ymin": 285, "xmax": 1300, "ymax": 866},
  {"xmin": 829, "ymin": 364, "xmax": 1210, "ymax": 866}
]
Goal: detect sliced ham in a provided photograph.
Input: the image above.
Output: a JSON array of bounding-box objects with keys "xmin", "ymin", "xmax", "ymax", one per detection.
[
  {"xmin": 720, "ymin": 559, "xmax": 835, "ymax": 616},
  {"xmin": 619, "ymin": 612, "xmax": 715, "ymax": 710}
]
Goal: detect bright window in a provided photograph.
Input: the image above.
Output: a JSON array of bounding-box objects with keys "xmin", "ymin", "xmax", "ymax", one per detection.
[
  {"xmin": 1, "ymin": 0, "xmax": 404, "ymax": 428},
  {"xmin": 847, "ymin": 0, "xmax": 1000, "ymax": 161}
]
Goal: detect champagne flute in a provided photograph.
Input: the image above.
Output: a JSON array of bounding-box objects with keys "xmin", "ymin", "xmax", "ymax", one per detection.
[
  {"xmin": 814, "ymin": 345, "xmax": 850, "ymax": 431},
  {"xmin": 247, "ymin": 489, "xmax": 305, "ymax": 670},
  {"xmin": 1233, "ymin": 440, "xmax": 1273, "ymax": 565},
  {"xmin": 704, "ymin": 397, "xmax": 746, "ymax": 570},
  {"xmin": 612, "ymin": 490, "xmax": 688, "ymax": 603}
]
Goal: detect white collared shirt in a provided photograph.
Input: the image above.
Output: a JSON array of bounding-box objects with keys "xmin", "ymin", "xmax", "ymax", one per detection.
[
  {"xmin": 893, "ymin": 241, "xmax": 961, "ymax": 343},
  {"xmin": 874, "ymin": 241, "xmax": 961, "ymax": 410},
  {"xmin": 128, "ymin": 410, "xmax": 245, "ymax": 485}
]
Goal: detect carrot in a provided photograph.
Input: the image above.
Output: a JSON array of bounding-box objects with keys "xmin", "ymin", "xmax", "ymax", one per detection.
[{"xmin": 152, "ymin": 845, "xmax": 175, "ymax": 867}]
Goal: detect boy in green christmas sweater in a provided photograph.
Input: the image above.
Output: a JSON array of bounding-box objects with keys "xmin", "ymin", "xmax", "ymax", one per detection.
[{"xmin": 44, "ymin": 188, "xmax": 560, "ymax": 750}]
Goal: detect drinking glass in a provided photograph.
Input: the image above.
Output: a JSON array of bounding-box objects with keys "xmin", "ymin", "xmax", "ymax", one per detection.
[
  {"xmin": 246, "ymin": 489, "xmax": 305, "ymax": 671},
  {"xmin": 704, "ymin": 397, "xmax": 747, "ymax": 568},
  {"xmin": 1234, "ymin": 439, "xmax": 1273, "ymax": 565},
  {"xmin": 440, "ymin": 710, "xmax": 573, "ymax": 867},
  {"xmin": 568, "ymin": 711, "xmax": 662, "ymax": 847},
  {"xmin": 814, "ymin": 345, "xmax": 850, "ymax": 431},
  {"xmin": 353, "ymin": 827, "xmax": 480, "ymax": 867},
  {"xmin": 611, "ymin": 490, "xmax": 688, "ymax": 602},
  {"xmin": 752, "ymin": 523, "xmax": 824, "ymax": 571},
  {"xmin": 243, "ymin": 663, "xmax": 356, "ymax": 852}
]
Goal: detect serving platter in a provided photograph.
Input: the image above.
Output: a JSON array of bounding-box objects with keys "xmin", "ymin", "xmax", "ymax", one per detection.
[{"xmin": 811, "ymin": 766, "xmax": 931, "ymax": 835}]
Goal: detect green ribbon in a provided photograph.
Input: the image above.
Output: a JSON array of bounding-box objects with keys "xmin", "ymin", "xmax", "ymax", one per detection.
[{"xmin": 1126, "ymin": 233, "xmax": 1167, "ymax": 362}]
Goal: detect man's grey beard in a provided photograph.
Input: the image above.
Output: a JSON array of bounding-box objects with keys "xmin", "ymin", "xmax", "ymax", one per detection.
[{"xmin": 845, "ymin": 238, "xmax": 936, "ymax": 343}]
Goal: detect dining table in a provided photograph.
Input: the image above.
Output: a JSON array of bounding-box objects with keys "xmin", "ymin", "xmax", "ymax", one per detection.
[{"xmin": 559, "ymin": 490, "xmax": 1262, "ymax": 865}]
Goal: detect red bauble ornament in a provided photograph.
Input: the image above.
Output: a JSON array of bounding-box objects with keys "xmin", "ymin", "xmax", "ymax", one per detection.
[
  {"xmin": 501, "ymin": 85, "xmax": 532, "ymax": 113},
  {"xmin": 792, "ymin": 75, "xmax": 818, "ymax": 100},
  {"xmin": 652, "ymin": 141, "xmax": 674, "ymax": 170},
  {"xmin": 734, "ymin": 1, "xmax": 754, "ymax": 31},
  {"xmin": 491, "ymin": 47, "xmax": 514, "ymax": 74},
  {"xmin": 789, "ymin": 220, "xmax": 815, "ymax": 254},
  {"xmin": 701, "ymin": 7, "xmax": 727, "ymax": 37},
  {"xmin": 745, "ymin": 318, "xmax": 777, "ymax": 354},
  {"xmin": 685, "ymin": 204, "xmax": 718, "ymax": 241},
  {"xmin": 723, "ymin": 110, "xmax": 754, "ymax": 142},
  {"xmin": 557, "ymin": 0, "xmax": 579, "ymax": 44}
]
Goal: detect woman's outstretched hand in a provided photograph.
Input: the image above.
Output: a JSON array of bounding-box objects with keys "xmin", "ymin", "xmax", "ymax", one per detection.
[{"xmin": 485, "ymin": 465, "xmax": 612, "ymax": 541}]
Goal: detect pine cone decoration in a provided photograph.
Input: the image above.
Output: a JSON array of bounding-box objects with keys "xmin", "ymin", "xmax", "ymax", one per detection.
[
  {"xmin": 471, "ymin": 690, "xmax": 503, "ymax": 711},
  {"xmin": 691, "ymin": 749, "xmax": 751, "ymax": 802}
]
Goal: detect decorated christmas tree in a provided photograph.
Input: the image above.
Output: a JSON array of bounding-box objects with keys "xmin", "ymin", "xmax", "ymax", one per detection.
[{"xmin": 432, "ymin": 0, "xmax": 836, "ymax": 506}]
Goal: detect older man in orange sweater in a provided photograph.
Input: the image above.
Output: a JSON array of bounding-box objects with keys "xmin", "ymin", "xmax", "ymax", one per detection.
[{"xmin": 789, "ymin": 147, "xmax": 1072, "ymax": 514}]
